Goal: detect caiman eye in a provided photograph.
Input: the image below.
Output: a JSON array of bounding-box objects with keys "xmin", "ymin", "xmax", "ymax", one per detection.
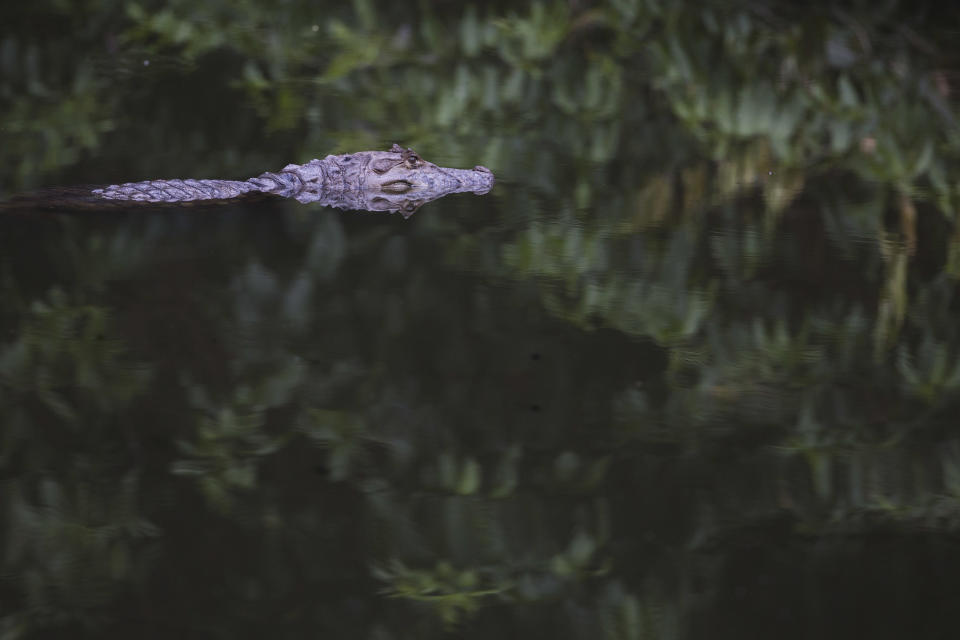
[
  {"xmin": 369, "ymin": 197, "xmax": 393, "ymax": 210},
  {"xmin": 381, "ymin": 180, "xmax": 413, "ymax": 194},
  {"xmin": 404, "ymin": 154, "xmax": 421, "ymax": 169}
]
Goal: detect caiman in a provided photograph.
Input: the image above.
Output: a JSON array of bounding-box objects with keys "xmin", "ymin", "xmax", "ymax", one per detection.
[{"xmin": 90, "ymin": 144, "xmax": 495, "ymax": 217}]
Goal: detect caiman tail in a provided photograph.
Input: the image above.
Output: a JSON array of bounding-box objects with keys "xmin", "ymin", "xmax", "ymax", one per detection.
[{"xmin": 92, "ymin": 178, "xmax": 261, "ymax": 202}]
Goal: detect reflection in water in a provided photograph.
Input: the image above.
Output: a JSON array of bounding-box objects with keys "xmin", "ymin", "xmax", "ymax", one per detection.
[{"xmin": 2, "ymin": 1, "xmax": 960, "ymax": 638}]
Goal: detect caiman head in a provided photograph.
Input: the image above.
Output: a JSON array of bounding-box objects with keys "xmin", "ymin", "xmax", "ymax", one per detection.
[{"xmin": 362, "ymin": 144, "xmax": 495, "ymax": 218}]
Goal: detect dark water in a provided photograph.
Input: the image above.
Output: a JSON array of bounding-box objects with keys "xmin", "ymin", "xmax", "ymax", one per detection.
[{"xmin": 3, "ymin": 2, "xmax": 960, "ymax": 638}]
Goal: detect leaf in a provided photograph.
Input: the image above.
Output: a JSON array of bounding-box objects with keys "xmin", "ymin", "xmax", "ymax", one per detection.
[{"xmin": 456, "ymin": 458, "xmax": 482, "ymax": 495}]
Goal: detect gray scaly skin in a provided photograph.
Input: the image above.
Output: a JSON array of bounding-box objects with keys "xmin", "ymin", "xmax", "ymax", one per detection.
[{"xmin": 92, "ymin": 144, "xmax": 495, "ymax": 217}]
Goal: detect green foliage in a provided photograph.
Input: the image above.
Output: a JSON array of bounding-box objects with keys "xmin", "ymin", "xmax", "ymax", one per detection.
[
  {"xmin": 898, "ymin": 337, "xmax": 960, "ymax": 404},
  {"xmin": 598, "ymin": 582, "xmax": 675, "ymax": 640},
  {"xmin": 2, "ymin": 475, "xmax": 158, "ymax": 632},
  {"xmin": 171, "ymin": 359, "xmax": 304, "ymax": 512},
  {"xmin": 0, "ymin": 288, "xmax": 150, "ymax": 422},
  {"xmin": 171, "ymin": 406, "xmax": 280, "ymax": 512},
  {"xmin": 4, "ymin": 0, "xmax": 960, "ymax": 637},
  {"xmin": 502, "ymin": 221, "xmax": 715, "ymax": 345},
  {"xmin": 373, "ymin": 560, "xmax": 505, "ymax": 627},
  {"xmin": 299, "ymin": 408, "xmax": 370, "ymax": 481}
]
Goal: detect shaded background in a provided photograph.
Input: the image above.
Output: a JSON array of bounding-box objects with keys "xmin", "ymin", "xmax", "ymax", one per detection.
[{"xmin": 3, "ymin": 0, "xmax": 960, "ymax": 637}]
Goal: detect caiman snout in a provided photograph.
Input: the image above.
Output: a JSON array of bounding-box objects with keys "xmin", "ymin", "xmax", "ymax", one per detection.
[
  {"xmin": 471, "ymin": 166, "xmax": 495, "ymax": 193},
  {"xmin": 455, "ymin": 165, "xmax": 495, "ymax": 194}
]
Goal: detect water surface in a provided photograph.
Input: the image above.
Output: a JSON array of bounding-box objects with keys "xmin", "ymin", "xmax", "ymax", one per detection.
[{"xmin": 3, "ymin": 2, "xmax": 960, "ymax": 638}]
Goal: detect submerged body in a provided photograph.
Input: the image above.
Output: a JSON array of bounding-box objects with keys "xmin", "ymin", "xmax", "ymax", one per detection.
[{"xmin": 92, "ymin": 144, "xmax": 494, "ymax": 217}]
